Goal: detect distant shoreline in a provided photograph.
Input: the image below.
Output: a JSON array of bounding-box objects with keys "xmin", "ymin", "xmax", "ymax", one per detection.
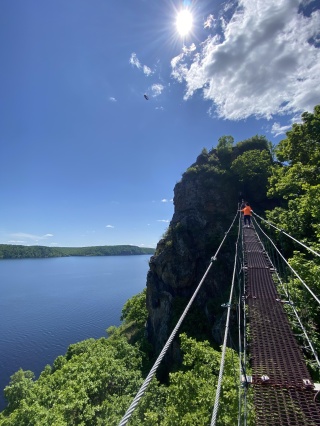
[{"xmin": 0, "ymin": 244, "xmax": 155, "ymax": 259}]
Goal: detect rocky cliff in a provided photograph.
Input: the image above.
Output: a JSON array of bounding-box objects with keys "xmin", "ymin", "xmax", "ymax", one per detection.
[{"xmin": 146, "ymin": 149, "xmax": 242, "ymax": 367}]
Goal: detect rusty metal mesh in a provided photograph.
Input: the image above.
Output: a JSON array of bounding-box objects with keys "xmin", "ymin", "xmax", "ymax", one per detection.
[{"xmin": 243, "ymin": 227, "xmax": 320, "ymax": 425}]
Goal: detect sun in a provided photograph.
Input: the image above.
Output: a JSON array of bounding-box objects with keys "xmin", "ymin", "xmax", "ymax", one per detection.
[{"xmin": 176, "ymin": 9, "xmax": 193, "ymax": 37}]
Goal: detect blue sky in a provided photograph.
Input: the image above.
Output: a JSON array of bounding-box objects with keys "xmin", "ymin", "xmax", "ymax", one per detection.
[{"xmin": 0, "ymin": 0, "xmax": 319, "ymax": 248}]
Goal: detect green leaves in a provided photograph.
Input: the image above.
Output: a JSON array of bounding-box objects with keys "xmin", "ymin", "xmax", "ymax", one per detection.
[
  {"xmin": 267, "ymin": 105, "xmax": 320, "ymax": 243},
  {"xmin": 0, "ymin": 336, "xmax": 144, "ymax": 425},
  {"xmin": 231, "ymin": 149, "xmax": 273, "ymax": 202},
  {"xmin": 275, "ymin": 105, "xmax": 320, "ymax": 165},
  {"xmin": 0, "ymin": 332, "xmax": 250, "ymax": 425},
  {"xmin": 120, "ymin": 289, "xmax": 148, "ymax": 327},
  {"xmin": 3, "ymin": 370, "xmax": 35, "ymax": 413},
  {"xmin": 265, "ymin": 105, "xmax": 320, "ymax": 381}
]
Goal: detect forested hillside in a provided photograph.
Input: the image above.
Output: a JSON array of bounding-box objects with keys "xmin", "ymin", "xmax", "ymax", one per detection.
[
  {"xmin": 0, "ymin": 245, "xmax": 155, "ymax": 259},
  {"xmin": 1, "ymin": 105, "xmax": 319, "ymax": 425}
]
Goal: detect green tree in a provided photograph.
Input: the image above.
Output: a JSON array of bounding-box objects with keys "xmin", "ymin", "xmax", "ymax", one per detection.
[
  {"xmin": 231, "ymin": 149, "xmax": 273, "ymax": 202},
  {"xmin": 216, "ymin": 135, "xmax": 234, "ymax": 168},
  {"xmin": 121, "ymin": 288, "xmax": 148, "ymax": 327},
  {"xmin": 0, "ymin": 337, "xmax": 145, "ymax": 425},
  {"xmin": 161, "ymin": 334, "xmax": 253, "ymax": 425},
  {"xmin": 3, "ymin": 370, "xmax": 35, "ymax": 413},
  {"xmin": 235, "ymin": 135, "xmax": 270, "ymax": 156},
  {"xmin": 268, "ymin": 105, "xmax": 320, "ymax": 241},
  {"xmin": 217, "ymin": 135, "xmax": 234, "ymax": 151},
  {"xmin": 265, "ymin": 105, "xmax": 320, "ymax": 379},
  {"xmin": 275, "ymin": 105, "xmax": 320, "ymax": 165}
]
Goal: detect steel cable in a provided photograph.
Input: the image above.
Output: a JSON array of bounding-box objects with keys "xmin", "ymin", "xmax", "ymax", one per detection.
[
  {"xmin": 253, "ymin": 216, "xmax": 320, "ymax": 306},
  {"xmin": 210, "ymin": 213, "xmax": 241, "ymax": 426},
  {"xmin": 118, "ymin": 210, "xmax": 239, "ymax": 426},
  {"xmin": 253, "ymin": 212, "xmax": 320, "ymax": 258}
]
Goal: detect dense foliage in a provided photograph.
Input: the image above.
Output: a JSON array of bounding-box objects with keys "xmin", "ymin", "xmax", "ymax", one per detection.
[
  {"xmin": 267, "ymin": 105, "xmax": 320, "ymax": 244},
  {"xmin": 184, "ymin": 134, "xmax": 274, "ymax": 212},
  {"xmin": 0, "ymin": 245, "xmax": 155, "ymax": 259},
  {"xmin": 264, "ymin": 105, "xmax": 320, "ymax": 377}
]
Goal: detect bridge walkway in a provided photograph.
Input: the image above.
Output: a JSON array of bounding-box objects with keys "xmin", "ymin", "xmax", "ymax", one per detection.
[{"xmin": 243, "ymin": 226, "xmax": 320, "ymax": 425}]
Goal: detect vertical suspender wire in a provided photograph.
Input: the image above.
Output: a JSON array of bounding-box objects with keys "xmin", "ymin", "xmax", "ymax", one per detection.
[
  {"xmin": 275, "ymin": 265, "xmax": 320, "ymax": 369},
  {"xmin": 237, "ymin": 291, "xmax": 242, "ymax": 426},
  {"xmin": 236, "ymin": 228, "xmax": 246, "ymax": 426},
  {"xmin": 210, "ymin": 213, "xmax": 241, "ymax": 426},
  {"xmin": 253, "ymin": 212, "xmax": 320, "ymax": 258},
  {"xmin": 118, "ymin": 211, "xmax": 239, "ymax": 426},
  {"xmin": 253, "ymin": 217, "xmax": 320, "ymax": 306},
  {"xmin": 242, "ymin": 226, "xmax": 248, "ymax": 426},
  {"xmin": 243, "ymin": 288, "xmax": 248, "ymax": 426},
  {"xmin": 239, "ymin": 215, "xmax": 247, "ymax": 426},
  {"xmin": 253, "ymin": 225, "xmax": 320, "ymax": 370}
]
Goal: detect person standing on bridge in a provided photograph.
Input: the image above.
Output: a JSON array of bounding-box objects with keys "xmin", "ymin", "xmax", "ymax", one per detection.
[{"xmin": 241, "ymin": 202, "xmax": 253, "ymax": 227}]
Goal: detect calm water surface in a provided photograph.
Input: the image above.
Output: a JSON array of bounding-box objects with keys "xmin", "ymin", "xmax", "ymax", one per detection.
[{"xmin": 0, "ymin": 255, "xmax": 150, "ymax": 411}]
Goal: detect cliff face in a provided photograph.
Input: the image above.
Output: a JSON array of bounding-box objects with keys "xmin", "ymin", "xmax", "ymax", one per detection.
[{"xmin": 146, "ymin": 150, "xmax": 240, "ymax": 361}]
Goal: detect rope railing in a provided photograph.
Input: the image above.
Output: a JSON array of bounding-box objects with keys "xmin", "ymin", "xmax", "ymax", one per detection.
[
  {"xmin": 210, "ymin": 213, "xmax": 241, "ymax": 426},
  {"xmin": 253, "ymin": 212, "xmax": 320, "ymax": 258},
  {"xmin": 118, "ymin": 210, "xmax": 239, "ymax": 426}
]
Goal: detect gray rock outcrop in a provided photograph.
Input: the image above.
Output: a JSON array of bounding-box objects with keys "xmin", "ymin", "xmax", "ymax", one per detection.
[{"xmin": 146, "ymin": 150, "xmax": 239, "ymax": 363}]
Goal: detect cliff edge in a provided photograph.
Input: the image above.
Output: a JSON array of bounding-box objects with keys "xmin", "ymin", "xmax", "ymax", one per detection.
[{"xmin": 146, "ymin": 138, "xmax": 274, "ymax": 367}]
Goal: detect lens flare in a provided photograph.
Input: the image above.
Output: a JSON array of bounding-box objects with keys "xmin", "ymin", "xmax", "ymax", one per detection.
[{"xmin": 176, "ymin": 9, "xmax": 193, "ymax": 36}]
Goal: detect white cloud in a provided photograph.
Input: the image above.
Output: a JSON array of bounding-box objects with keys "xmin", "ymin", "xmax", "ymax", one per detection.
[
  {"xmin": 171, "ymin": 52, "xmax": 191, "ymax": 83},
  {"xmin": 161, "ymin": 198, "xmax": 168, "ymax": 203},
  {"xmin": 182, "ymin": 43, "xmax": 197, "ymax": 54},
  {"xmin": 10, "ymin": 233, "xmax": 54, "ymax": 242},
  {"xmin": 129, "ymin": 53, "xmax": 141, "ymax": 69},
  {"xmin": 151, "ymin": 84, "xmax": 164, "ymax": 97},
  {"xmin": 204, "ymin": 14, "xmax": 215, "ymax": 29},
  {"xmin": 157, "ymin": 219, "xmax": 170, "ymax": 223},
  {"xmin": 130, "ymin": 53, "xmax": 154, "ymax": 76},
  {"xmin": 7, "ymin": 233, "xmax": 53, "ymax": 245},
  {"xmin": 271, "ymin": 122, "xmax": 292, "ymax": 136},
  {"xmin": 171, "ymin": 0, "xmax": 320, "ymax": 120},
  {"xmin": 109, "ymin": 97, "xmax": 117, "ymax": 102},
  {"xmin": 106, "ymin": 225, "xmax": 115, "ymax": 228},
  {"xmin": 143, "ymin": 65, "xmax": 152, "ymax": 76},
  {"xmin": 8, "ymin": 240, "xmax": 25, "ymax": 244}
]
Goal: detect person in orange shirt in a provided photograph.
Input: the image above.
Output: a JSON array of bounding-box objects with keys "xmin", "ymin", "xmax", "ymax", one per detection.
[{"xmin": 241, "ymin": 202, "xmax": 253, "ymax": 227}]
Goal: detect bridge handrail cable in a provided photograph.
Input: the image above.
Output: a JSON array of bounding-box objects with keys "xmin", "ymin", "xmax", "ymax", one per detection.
[
  {"xmin": 211, "ymin": 213, "xmax": 241, "ymax": 426},
  {"xmin": 253, "ymin": 212, "xmax": 320, "ymax": 258},
  {"xmin": 253, "ymin": 216, "xmax": 320, "ymax": 306},
  {"xmin": 118, "ymin": 210, "xmax": 239, "ymax": 426},
  {"xmin": 252, "ymin": 218, "xmax": 320, "ymax": 369}
]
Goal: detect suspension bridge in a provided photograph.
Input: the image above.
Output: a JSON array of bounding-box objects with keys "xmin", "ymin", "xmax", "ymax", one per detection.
[{"xmin": 118, "ymin": 209, "xmax": 320, "ymax": 425}]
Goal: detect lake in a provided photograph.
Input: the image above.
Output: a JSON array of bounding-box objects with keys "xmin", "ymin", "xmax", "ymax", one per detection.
[{"xmin": 0, "ymin": 255, "xmax": 151, "ymax": 411}]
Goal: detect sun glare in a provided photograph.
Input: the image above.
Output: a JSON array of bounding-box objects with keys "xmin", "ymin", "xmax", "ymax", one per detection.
[{"xmin": 176, "ymin": 9, "xmax": 193, "ymax": 37}]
